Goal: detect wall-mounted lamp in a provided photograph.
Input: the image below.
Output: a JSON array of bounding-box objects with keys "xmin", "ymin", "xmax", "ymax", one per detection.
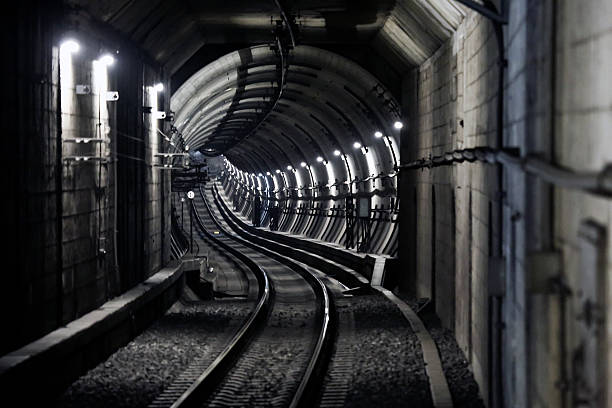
[
  {"xmin": 275, "ymin": 169, "xmax": 281, "ymax": 174},
  {"xmin": 316, "ymin": 156, "xmax": 324, "ymax": 163},
  {"xmin": 353, "ymin": 142, "xmax": 362, "ymax": 149},
  {"xmin": 374, "ymin": 131, "xmax": 383, "ymax": 138},
  {"xmin": 333, "ymin": 149, "xmax": 341, "ymax": 156},
  {"xmin": 266, "ymin": 171, "xmax": 271, "ymax": 176},
  {"xmin": 394, "ymin": 121, "xmax": 403, "ymax": 130},
  {"xmin": 153, "ymin": 83, "xmax": 164, "ymax": 92},
  {"xmin": 97, "ymin": 54, "xmax": 115, "ymax": 66},
  {"xmin": 286, "ymin": 165, "xmax": 293, "ymax": 171},
  {"xmin": 60, "ymin": 39, "xmax": 80, "ymax": 54},
  {"xmin": 300, "ymin": 161, "xmax": 307, "ymax": 167}
]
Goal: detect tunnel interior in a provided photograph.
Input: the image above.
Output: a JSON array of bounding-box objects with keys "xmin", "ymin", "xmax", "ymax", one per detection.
[{"xmin": 3, "ymin": 1, "xmax": 612, "ymax": 407}]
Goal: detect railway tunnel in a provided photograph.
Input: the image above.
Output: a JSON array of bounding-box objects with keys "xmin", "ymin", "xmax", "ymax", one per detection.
[{"xmin": 2, "ymin": 0, "xmax": 612, "ymax": 407}]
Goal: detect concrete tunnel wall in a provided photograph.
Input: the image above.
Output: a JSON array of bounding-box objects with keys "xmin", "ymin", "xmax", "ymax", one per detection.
[
  {"xmin": 217, "ymin": 161, "xmax": 399, "ymax": 257},
  {"xmin": 1, "ymin": 3, "xmax": 172, "ymax": 355},
  {"xmin": 399, "ymin": 1, "xmax": 612, "ymax": 406}
]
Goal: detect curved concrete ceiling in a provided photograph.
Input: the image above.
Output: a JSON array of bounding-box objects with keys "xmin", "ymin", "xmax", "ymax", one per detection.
[
  {"xmin": 172, "ymin": 45, "xmax": 402, "ymax": 190},
  {"xmin": 66, "ymin": 0, "xmax": 465, "ymax": 192},
  {"xmin": 66, "ymin": 0, "xmax": 464, "ymax": 75}
]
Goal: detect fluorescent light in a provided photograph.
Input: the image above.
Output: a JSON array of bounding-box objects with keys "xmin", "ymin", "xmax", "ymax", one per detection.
[
  {"xmin": 60, "ymin": 39, "xmax": 79, "ymax": 54},
  {"xmin": 353, "ymin": 142, "xmax": 362, "ymax": 149},
  {"xmin": 374, "ymin": 131, "xmax": 383, "ymax": 138},
  {"xmin": 394, "ymin": 121, "xmax": 403, "ymax": 130},
  {"xmin": 316, "ymin": 156, "xmax": 324, "ymax": 162},
  {"xmin": 98, "ymin": 54, "xmax": 114, "ymax": 66},
  {"xmin": 333, "ymin": 149, "xmax": 341, "ymax": 156},
  {"xmin": 300, "ymin": 161, "xmax": 307, "ymax": 167},
  {"xmin": 153, "ymin": 83, "xmax": 164, "ymax": 92}
]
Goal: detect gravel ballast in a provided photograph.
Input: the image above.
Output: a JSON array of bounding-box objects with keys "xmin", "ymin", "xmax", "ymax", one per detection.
[
  {"xmin": 400, "ymin": 296, "xmax": 485, "ymax": 407},
  {"xmin": 427, "ymin": 326, "xmax": 485, "ymax": 408},
  {"xmin": 320, "ymin": 292, "xmax": 433, "ymax": 408},
  {"xmin": 56, "ymin": 298, "xmax": 254, "ymax": 408}
]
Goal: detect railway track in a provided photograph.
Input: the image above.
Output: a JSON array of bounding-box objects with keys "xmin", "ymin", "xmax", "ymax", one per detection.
[{"xmin": 152, "ymin": 183, "xmax": 336, "ymax": 408}]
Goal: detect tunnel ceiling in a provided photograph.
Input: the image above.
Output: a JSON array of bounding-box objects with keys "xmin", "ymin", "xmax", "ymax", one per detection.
[
  {"xmin": 66, "ymin": 0, "xmax": 464, "ymax": 183},
  {"xmin": 172, "ymin": 45, "xmax": 404, "ymax": 184},
  {"xmin": 66, "ymin": 0, "xmax": 465, "ymax": 75}
]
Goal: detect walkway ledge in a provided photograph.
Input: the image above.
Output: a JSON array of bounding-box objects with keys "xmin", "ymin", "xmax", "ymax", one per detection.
[{"xmin": 0, "ymin": 262, "xmax": 184, "ymax": 402}]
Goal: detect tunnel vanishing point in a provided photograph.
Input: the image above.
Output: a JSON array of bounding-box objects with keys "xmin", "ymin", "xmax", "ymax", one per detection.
[{"xmin": 2, "ymin": 1, "xmax": 612, "ymax": 407}]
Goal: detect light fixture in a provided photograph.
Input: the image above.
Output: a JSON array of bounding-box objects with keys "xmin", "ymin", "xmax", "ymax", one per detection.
[
  {"xmin": 276, "ymin": 169, "xmax": 281, "ymax": 174},
  {"xmin": 286, "ymin": 165, "xmax": 293, "ymax": 170},
  {"xmin": 300, "ymin": 161, "xmax": 307, "ymax": 167},
  {"xmin": 98, "ymin": 54, "xmax": 115, "ymax": 66},
  {"xmin": 60, "ymin": 39, "xmax": 79, "ymax": 54},
  {"xmin": 316, "ymin": 156, "xmax": 324, "ymax": 163},
  {"xmin": 353, "ymin": 142, "xmax": 362, "ymax": 149},
  {"xmin": 266, "ymin": 171, "xmax": 271, "ymax": 176},
  {"xmin": 153, "ymin": 83, "xmax": 164, "ymax": 92},
  {"xmin": 185, "ymin": 145, "xmax": 189, "ymax": 150},
  {"xmin": 258, "ymin": 173, "xmax": 263, "ymax": 177},
  {"xmin": 333, "ymin": 149, "xmax": 341, "ymax": 156},
  {"xmin": 374, "ymin": 131, "xmax": 383, "ymax": 138},
  {"xmin": 394, "ymin": 121, "xmax": 404, "ymax": 130}
]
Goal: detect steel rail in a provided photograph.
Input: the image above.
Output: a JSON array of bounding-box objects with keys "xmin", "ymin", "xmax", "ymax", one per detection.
[
  {"xmin": 204, "ymin": 183, "xmax": 336, "ymax": 408},
  {"xmin": 170, "ymin": 202, "xmax": 271, "ymax": 408}
]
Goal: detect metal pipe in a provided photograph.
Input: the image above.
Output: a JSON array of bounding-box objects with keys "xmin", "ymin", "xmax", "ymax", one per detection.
[
  {"xmin": 399, "ymin": 147, "xmax": 612, "ymax": 197},
  {"xmin": 112, "ymin": 86, "xmax": 120, "ymax": 292},
  {"xmin": 55, "ymin": 41, "xmax": 64, "ymax": 326},
  {"xmin": 190, "ymin": 199, "xmax": 194, "ymax": 253}
]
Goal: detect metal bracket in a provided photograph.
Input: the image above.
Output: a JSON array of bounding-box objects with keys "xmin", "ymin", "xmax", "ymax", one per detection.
[
  {"xmin": 154, "ymin": 153, "xmax": 189, "ymax": 157},
  {"xmin": 104, "ymin": 91, "xmax": 119, "ymax": 101},
  {"xmin": 64, "ymin": 156, "xmax": 108, "ymax": 163},
  {"xmin": 63, "ymin": 137, "xmax": 107, "ymax": 144}
]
